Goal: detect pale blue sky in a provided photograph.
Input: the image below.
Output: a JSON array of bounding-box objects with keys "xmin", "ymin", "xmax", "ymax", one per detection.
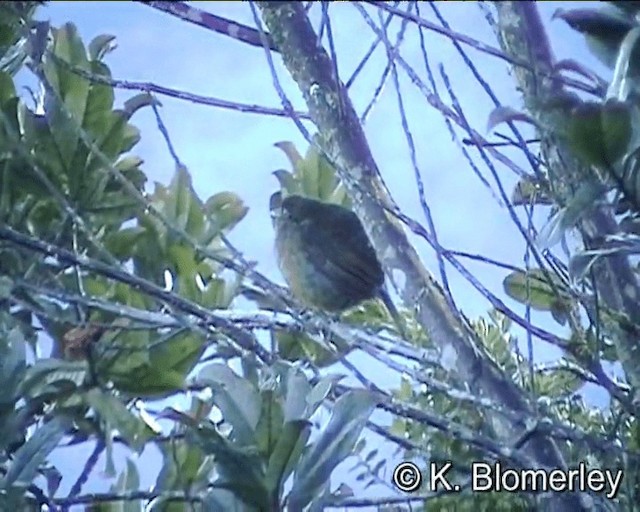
[{"xmin": 26, "ymin": 1, "xmax": 610, "ymax": 506}]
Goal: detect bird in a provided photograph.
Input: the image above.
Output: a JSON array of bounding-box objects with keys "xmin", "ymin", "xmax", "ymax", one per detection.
[{"xmin": 273, "ymin": 194, "xmax": 404, "ymax": 333}]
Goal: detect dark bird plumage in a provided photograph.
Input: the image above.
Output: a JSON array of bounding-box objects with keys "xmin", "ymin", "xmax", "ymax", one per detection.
[{"xmin": 274, "ymin": 195, "xmax": 403, "ymax": 330}]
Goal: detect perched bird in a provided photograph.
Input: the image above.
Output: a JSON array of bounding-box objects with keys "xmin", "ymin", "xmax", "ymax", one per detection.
[{"xmin": 274, "ymin": 194, "xmax": 403, "ymax": 332}]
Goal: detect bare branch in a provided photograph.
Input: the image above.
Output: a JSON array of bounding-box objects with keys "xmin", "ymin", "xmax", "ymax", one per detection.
[{"xmin": 256, "ymin": 3, "xmax": 589, "ymax": 510}]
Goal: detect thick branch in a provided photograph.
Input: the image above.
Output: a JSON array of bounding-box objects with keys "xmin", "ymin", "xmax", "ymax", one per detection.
[
  {"xmin": 258, "ymin": 3, "xmax": 587, "ymax": 510},
  {"xmin": 494, "ymin": 2, "xmax": 640, "ymax": 394}
]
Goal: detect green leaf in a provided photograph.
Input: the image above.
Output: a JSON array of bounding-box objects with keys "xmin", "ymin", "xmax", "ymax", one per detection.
[
  {"xmin": 154, "ymin": 438, "xmax": 208, "ymax": 498},
  {"xmin": 306, "ymin": 375, "xmax": 342, "ymax": 418},
  {"xmin": 300, "ymin": 145, "xmax": 321, "ymax": 198},
  {"xmin": 567, "ymin": 100, "xmax": 632, "ymax": 168},
  {"xmin": 0, "ymin": 325, "xmax": 27, "ymax": 405},
  {"xmin": 534, "ymin": 367, "xmax": 583, "ymax": 397},
  {"xmin": 147, "ymin": 329, "xmax": 205, "ymax": 381},
  {"xmin": 82, "ymin": 61, "xmax": 115, "ymax": 140},
  {"xmin": 265, "ymin": 419, "xmax": 311, "ymax": 501},
  {"xmin": 111, "ymin": 365, "xmax": 186, "ymax": 399},
  {"xmin": 282, "ymin": 366, "xmax": 311, "ymax": 421},
  {"xmin": 1, "ymin": 416, "xmax": 70, "ymax": 488},
  {"xmin": 198, "ymin": 363, "xmax": 261, "ymax": 446},
  {"xmin": 184, "ymin": 421, "xmax": 270, "ymax": 510},
  {"xmin": 84, "ymin": 388, "xmax": 154, "ymax": 452},
  {"xmin": 113, "ymin": 459, "xmax": 141, "ymax": 512},
  {"xmin": 272, "ymin": 169, "xmax": 299, "ymax": 195},
  {"xmin": 20, "ymin": 358, "xmax": 87, "ymax": 400},
  {"xmin": 203, "ymin": 191, "xmax": 249, "ymax": 238},
  {"xmin": 42, "ymin": 23, "xmax": 91, "ymax": 168},
  {"xmin": 88, "ymin": 33, "xmax": 117, "ymax": 61},
  {"xmin": 123, "ymin": 92, "xmax": 158, "ymax": 120},
  {"xmin": 503, "ymin": 269, "xmax": 572, "ymax": 314},
  {"xmin": 274, "ymin": 329, "xmax": 343, "ymax": 368},
  {"xmin": 288, "ymin": 389, "xmax": 377, "ymax": 510},
  {"xmin": 0, "ymin": 70, "xmax": 16, "ymax": 103},
  {"xmin": 104, "ymin": 226, "xmax": 146, "ymax": 260},
  {"xmin": 274, "ymin": 141, "xmax": 303, "ymax": 168},
  {"xmin": 254, "ymin": 389, "xmax": 284, "ymax": 458}
]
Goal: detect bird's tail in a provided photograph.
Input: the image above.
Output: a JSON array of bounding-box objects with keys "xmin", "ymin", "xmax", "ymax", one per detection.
[{"xmin": 378, "ymin": 287, "xmax": 407, "ymax": 337}]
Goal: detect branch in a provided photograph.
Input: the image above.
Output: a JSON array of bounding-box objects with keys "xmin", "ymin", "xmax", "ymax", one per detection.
[
  {"xmin": 256, "ymin": 3, "xmax": 590, "ymax": 510},
  {"xmin": 138, "ymin": 1, "xmax": 278, "ymax": 51},
  {"xmin": 494, "ymin": 2, "xmax": 640, "ymax": 395},
  {"xmin": 0, "ymin": 225, "xmax": 273, "ymax": 364}
]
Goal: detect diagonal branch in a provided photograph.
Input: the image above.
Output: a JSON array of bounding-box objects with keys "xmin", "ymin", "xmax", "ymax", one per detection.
[
  {"xmin": 256, "ymin": 3, "xmax": 589, "ymax": 510},
  {"xmin": 138, "ymin": 1, "xmax": 277, "ymax": 51},
  {"xmin": 493, "ymin": 1, "xmax": 640, "ymax": 395}
]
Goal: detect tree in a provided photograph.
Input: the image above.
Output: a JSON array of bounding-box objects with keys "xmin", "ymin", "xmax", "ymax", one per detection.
[{"xmin": 0, "ymin": 1, "xmax": 637, "ymax": 511}]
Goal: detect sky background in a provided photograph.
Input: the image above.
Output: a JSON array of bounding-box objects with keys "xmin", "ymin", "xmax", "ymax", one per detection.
[{"xmin": 21, "ymin": 1, "xmax": 614, "ymax": 508}]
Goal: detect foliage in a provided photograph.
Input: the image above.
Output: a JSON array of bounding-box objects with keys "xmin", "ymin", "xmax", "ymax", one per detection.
[
  {"xmin": 0, "ymin": 2, "xmax": 639, "ymax": 512},
  {"xmin": 0, "ymin": 7, "xmax": 377, "ymax": 511}
]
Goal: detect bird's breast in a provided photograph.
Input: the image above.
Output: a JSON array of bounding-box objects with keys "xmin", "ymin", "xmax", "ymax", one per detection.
[{"xmin": 275, "ymin": 221, "xmax": 366, "ymax": 311}]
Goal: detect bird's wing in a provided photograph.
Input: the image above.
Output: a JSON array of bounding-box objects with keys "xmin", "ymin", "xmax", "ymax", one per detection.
[{"xmin": 298, "ymin": 203, "xmax": 383, "ymax": 295}]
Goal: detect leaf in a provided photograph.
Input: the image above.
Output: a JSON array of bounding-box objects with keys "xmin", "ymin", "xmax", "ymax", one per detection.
[
  {"xmin": 536, "ymin": 181, "xmax": 607, "ymax": 250},
  {"xmin": 154, "ymin": 437, "xmax": 209, "ymax": 495},
  {"xmin": 282, "ymin": 366, "xmax": 311, "ymax": 421},
  {"xmin": 50, "ymin": 23, "xmax": 91, "ymax": 121},
  {"xmin": 274, "ymin": 141, "xmax": 303, "ymax": 168},
  {"xmin": 0, "ymin": 71, "xmax": 16, "ymax": 103},
  {"xmin": 123, "ymin": 92, "xmax": 158, "ymax": 119},
  {"xmin": 1, "ymin": 416, "xmax": 70, "ymax": 488},
  {"xmin": 569, "ymin": 251, "xmax": 600, "ymax": 284},
  {"xmin": 114, "ymin": 459, "xmax": 141, "ymax": 512},
  {"xmin": 79, "ymin": 66, "xmax": 114, "ymax": 139},
  {"xmin": 553, "ymin": 7, "xmax": 635, "ymax": 68},
  {"xmin": 486, "ymin": 106, "xmax": 539, "ymax": 133},
  {"xmin": 41, "ymin": 23, "xmax": 92, "ymax": 170},
  {"xmin": 306, "ymin": 375, "xmax": 343, "ymax": 417},
  {"xmin": 0, "ymin": 326, "xmax": 26, "ymax": 405},
  {"xmin": 274, "ymin": 329, "xmax": 344, "ymax": 368},
  {"xmin": 288, "ymin": 389, "xmax": 377, "ymax": 511},
  {"xmin": 254, "ymin": 389, "xmax": 285, "ymax": 457},
  {"xmin": 20, "ymin": 359, "xmax": 87, "ymax": 400},
  {"xmin": 203, "ymin": 191, "xmax": 249, "ymax": 238},
  {"xmin": 503, "ymin": 269, "xmax": 571, "ymax": 313},
  {"xmin": 198, "ymin": 363, "xmax": 262, "ymax": 446},
  {"xmin": 111, "ymin": 365, "xmax": 187, "ymax": 399},
  {"xmin": 185, "ymin": 422, "xmax": 270, "ymax": 510},
  {"xmin": 609, "ymin": 27, "xmax": 640, "ymax": 100},
  {"xmin": 84, "ymin": 388, "xmax": 154, "ymax": 452},
  {"xmin": 300, "ymin": 145, "xmax": 321, "ymax": 198},
  {"xmin": 567, "ymin": 100, "xmax": 632, "ymax": 168},
  {"xmin": 104, "ymin": 226, "xmax": 146, "ymax": 260},
  {"xmin": 272, "ymin": 169, "xmax": 299, "ymax": 195},
  {"xmin": 265, "ymin": 419, "xmax": 311, "ymax": 501},
  {"xmin": 88, "ymin": 33, "xmax": 117, "ymax": 61}
]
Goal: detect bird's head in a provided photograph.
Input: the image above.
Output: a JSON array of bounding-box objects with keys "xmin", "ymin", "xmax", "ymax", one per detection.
[
  {"xmin": 272, "ymin": 194, "xmax": 322, "ymax": 227},
  {"xmin": 280, "ymin": 195, "xmax": 313, "ymax": 222}
]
